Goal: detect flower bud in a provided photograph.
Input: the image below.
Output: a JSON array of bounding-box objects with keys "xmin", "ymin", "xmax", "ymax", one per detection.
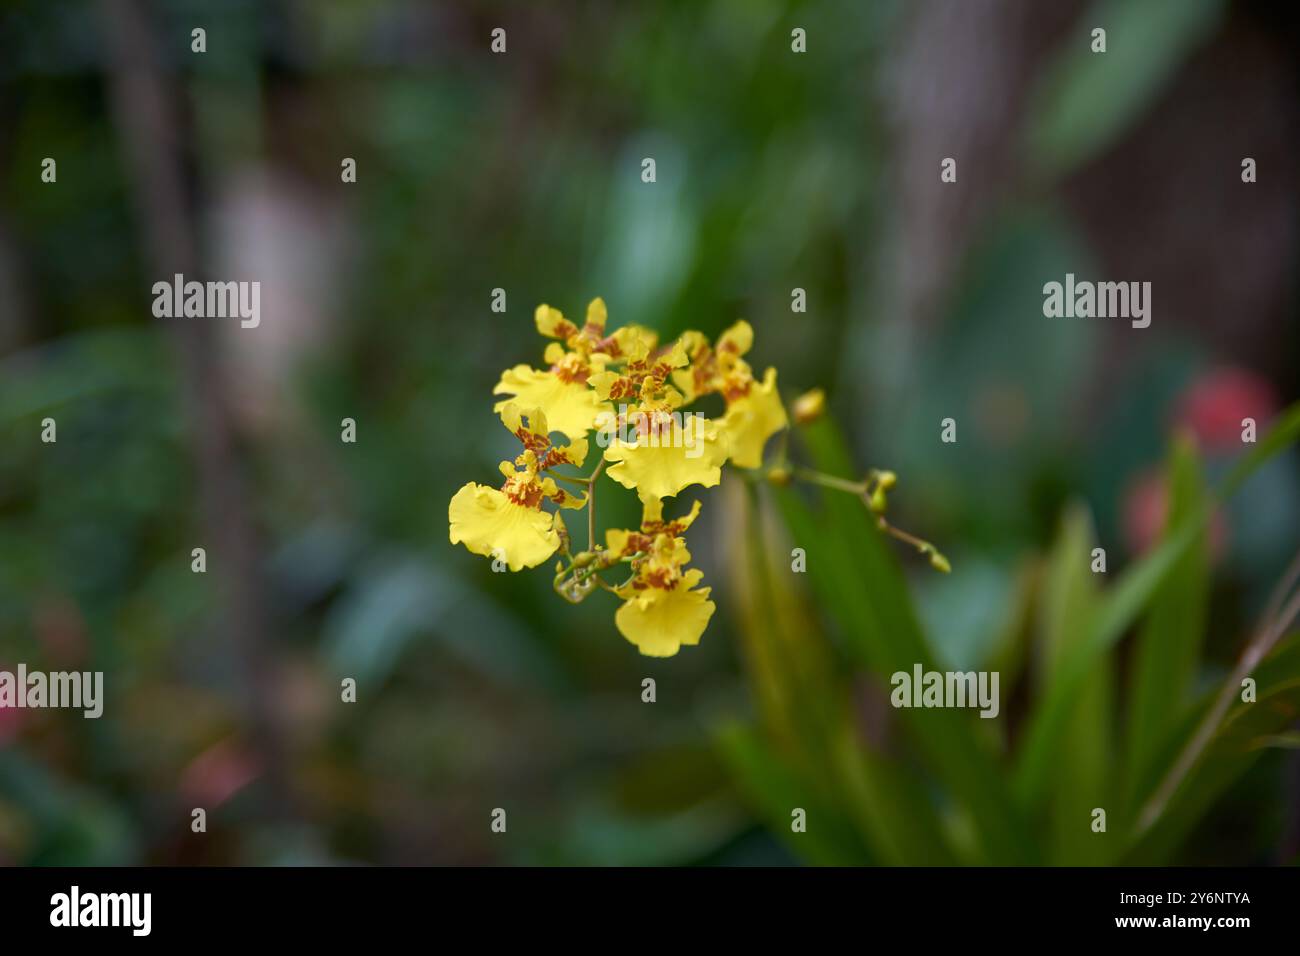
[
  {"xmin": 792, "ymin": 388, "xmax": 826, "ymax": 425},
  {"xmin": 767, "ymin": 466, "xmax": 792, "ymax": 486}
]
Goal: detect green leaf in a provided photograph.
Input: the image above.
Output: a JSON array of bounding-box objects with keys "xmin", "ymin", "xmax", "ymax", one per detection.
[
  {"xmin": 829, "ymin": 724, "xmax": 960, "ymax": 865},
  {"xmin": 731, "ymin": 482, "xmax": 956, "ymax": 863},
  {"xmin": 1037, "ymin": 505, "xmax": 1113, "ymax": 865},
  {"xmin": 1123, "ymin": 437, "xmax": 1209, "ymax": 809},
  {"xmin": 774, "ymin": 417, "xmax": 1037, "ymax": 865},
  {"xmin": 1015, "ymin": 403, "xmax": 1300, "ymax": 807},
  {"xmin": 733, "ymin": 480, "xmax": 839, "ymax": 750},
  {"xmin": 716, "ymin": 721, "xmax": 871, "ymax": 866},
  {"xmin": 1123, "ymin": 633, "xmax": 1300, "ymax": 863},
  {"xmin": 1025, "ymin": 0, "xmax": 1225, "ymax": 181}
]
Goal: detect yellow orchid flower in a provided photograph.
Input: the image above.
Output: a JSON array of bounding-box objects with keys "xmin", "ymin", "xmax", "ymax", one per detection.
[
  {"xmin": 606, "ymin": 323, "xmax": 659, "ymax": 362},
  {"xmin": 716, "ymin": 319, "xmax": 754, "ymax": 357},
  {"xmin": 603, "ymin": 409, "xmax": 729, "ymax": 502},
  {"xmin": 534, "ymin": 298, "xmax": 655, "ymax": 364},
  {"xmin": 493, "ymin": 360, "xmax": 609, "ymax": 441},
  {"xmin": 670, "ymin": 331, "xmax": 712, "ymax": 403},
  {"xmin": 452, "ymin": 296, "xmax": 944, "ymax": 661},
  {"xmin": 498, "ymin": 403, "xmax": 588, "ymax": 470},
  {"xmin": 492, "ymin": 301, "xmax": 621, "ymax": 440},
  {"xmin": 605, "ymin": 497, "xmax": 703, "ymax": 559},
  {"xmin": 670, "ymin": 321, "xmax": 787, "ymax": 468},
  {"xmin": 612, "ymin": 533, "xmax": 715, "ymax": 657},
  {"xmin": 448, "ymin": 409, "xmax": 588, "ymax": 569},
  {"xmin": 719, "ymin": 366, "xmax": 788, "ymax": 468},
  {"xmin": 448, "ymin": 484, "xmax": 558, "ymax": 571},
  {"xmin": 449, "ymin": 456, "xmax": 560, "ymax": 572},
  {"xmin": 588, "ymin": 334, "xmax": 689, "ymax": 402},
  {"xmin": 671, "ymin": 320, "xmax": 751, "ymax": 400},
  {"xmin": 584, "ymin": 329, "xmax": 723, "ymax": 501}
]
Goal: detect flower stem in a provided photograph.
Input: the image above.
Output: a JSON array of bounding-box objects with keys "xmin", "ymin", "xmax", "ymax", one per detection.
[
  {"xmin": 787, "ymin": 465, "xmax": 950, "ymax": 572},
  {"xmin": 791, "ymin": 466, "xmax": 866, "ymax": 495},
  {"xmin": 877, "ymin": 516, "xmax": 926, "ymax": 550},
  {"xmin": 586, "ymin": 458, "xmax": 605, "ymax": 550},
  {"xmin": 877, "ymin": 517, "xmax": 950, "ymax": 572}
]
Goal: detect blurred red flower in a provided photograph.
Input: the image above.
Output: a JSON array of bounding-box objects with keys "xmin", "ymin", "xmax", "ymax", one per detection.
[{"xmin": 1173, "ymin": 366, "xmax": 1278, "ymax": 452}]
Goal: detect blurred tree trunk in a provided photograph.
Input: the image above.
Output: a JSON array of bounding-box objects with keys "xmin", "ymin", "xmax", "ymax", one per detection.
[{"xmin": 102, "ymin": 0, "xmax": 292, "ymax": 825}]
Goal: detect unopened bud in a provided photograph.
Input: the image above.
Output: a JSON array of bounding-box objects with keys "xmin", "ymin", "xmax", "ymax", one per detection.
[
  {"xmin": 792, "ymin": 388, "xmax": 826, "ymax": 425},
  {"xmin": 767, "ymin": 466, "xmax": 792, "ymax": 486}
]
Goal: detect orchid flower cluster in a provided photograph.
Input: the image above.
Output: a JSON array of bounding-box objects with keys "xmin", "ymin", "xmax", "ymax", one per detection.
[{"xmin": 449, "ymin": 298, "xmax": 947, "ymax": 657}]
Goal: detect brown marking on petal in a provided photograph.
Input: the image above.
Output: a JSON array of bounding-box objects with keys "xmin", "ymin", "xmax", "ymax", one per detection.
[
  {"xmin": 608, "ymin": 377, "xmax": 636, "ymax": 400},
  {"xmin": 514, "ymin": 428, "xmax": 550, "ymax": 456},
  {"xmin": 722, "ymin": 377, "xmax": 752, "ymax": 402},
  {"xmin": 642, "ymin": 567, "xmax": 677, "ymax": 589},
  {"xmin": 503, "ymin": 477, "xmax": 545, "ymax": 508},
  {"xmin": 620, "ymin": 532, "xmax": 653, "ymax": 555},
  {"xmin": 643, "ymin": 517, "xmax": 691, "ymax": 537},
  {"xmin": 552, "ymin": 353, "xmax": 592, "ymax": 384},
  {"xmin": 645, "ymin": 409, "xmax": 674, "ymax": 438},
  {"xmin": 541, "ymin": 446, "xmax": 578, "ymax": 468}
]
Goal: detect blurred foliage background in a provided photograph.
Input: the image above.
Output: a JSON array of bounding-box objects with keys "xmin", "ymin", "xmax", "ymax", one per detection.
[{"xmin": 0, "ymin": 0, "xmax": 1297, "ymax": 865}]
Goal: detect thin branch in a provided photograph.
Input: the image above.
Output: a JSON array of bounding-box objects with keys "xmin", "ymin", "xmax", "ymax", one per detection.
[
  {"xmin": 586, "ymin": 458, "xmax": 605, "ymax": 550},
  {"xmin": 792, "ymin": 466, "xmax": 866, "ymax": 495},
  {"xmin": 1137, "ymin": 561, "xmax": 1300, "ymax": 834}
]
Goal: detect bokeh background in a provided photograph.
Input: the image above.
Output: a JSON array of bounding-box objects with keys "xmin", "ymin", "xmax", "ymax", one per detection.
[{"xmin": 1, "ymin": 0, "xmax": 1297, "ymax": 865}]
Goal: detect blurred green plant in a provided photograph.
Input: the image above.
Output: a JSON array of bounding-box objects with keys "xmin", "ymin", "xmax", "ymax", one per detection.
[
  {"xmin": 721, "ymin": 402, "xmax": 1300, "ymax": 865},
  {"xmin": 1024, "ymin": 0, "xmax": 1226, "ymax": 182},
  {"xmin": 1, "ymin": 0, "xmax": 1294, "ymax": 868}
]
